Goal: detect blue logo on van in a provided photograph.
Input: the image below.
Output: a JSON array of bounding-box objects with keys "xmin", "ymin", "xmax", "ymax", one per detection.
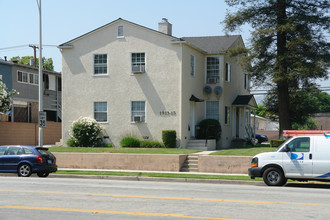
[
  {"xmin": 317, "ymin": 172, "xmax": 330, "ymax": 178},
  {"xmin": 291, "ymin": 153, "xmax": 304, "ymax": 160}
]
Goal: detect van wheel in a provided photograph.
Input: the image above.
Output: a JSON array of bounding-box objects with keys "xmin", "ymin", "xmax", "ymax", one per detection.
[
  {"xmin": 18, "ymin": 164, "xmax": 32, "ymax": 177},
  {"xmin": 263, "ymin": 167, "xmax": 287, "ymax": 186}
]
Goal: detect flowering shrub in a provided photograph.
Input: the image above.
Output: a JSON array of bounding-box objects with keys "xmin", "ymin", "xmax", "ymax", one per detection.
[{"xmin": 68, "ymin": 117, "xmax": 103, "ymax": 147}]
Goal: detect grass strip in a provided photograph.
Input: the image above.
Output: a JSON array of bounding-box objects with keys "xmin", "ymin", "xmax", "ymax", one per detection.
[
  {"xmin": 211, "ymin": 146, "xmax": 275, "ymax": 156},
  {"xmin": 55, "ymin": 170, "xmax": 262, "ymax": 181}
]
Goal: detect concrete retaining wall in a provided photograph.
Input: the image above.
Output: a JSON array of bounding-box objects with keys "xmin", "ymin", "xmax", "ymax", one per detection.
[
  {"xmin": 198, "ymin": 156, "xmax": 252, "ymax": 174},
  {"xmin": 54, "ymin": 153, "xmax": 187, "ymax": 172},
  {"xmin": 54, "ymin": 153, "xmax": 252, "ymax": 174}
]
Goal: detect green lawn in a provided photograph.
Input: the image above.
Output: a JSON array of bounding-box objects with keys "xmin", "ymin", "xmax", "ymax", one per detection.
[
  {"xmin": 210, "ymin": 145, "xmax": 275, "ymax": 156},
  {"xmin": 49, "ymin": 147, "xmax": 201, "ymax": 154}
]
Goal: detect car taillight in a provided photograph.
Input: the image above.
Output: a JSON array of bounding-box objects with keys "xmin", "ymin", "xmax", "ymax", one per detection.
[
  {"xmin": 36, "ymin": 156, "xmax": 43, "ymax": 164},
  {"xmin": 54, "ymin": 157, "xmax": 56, "ymax": 165}
]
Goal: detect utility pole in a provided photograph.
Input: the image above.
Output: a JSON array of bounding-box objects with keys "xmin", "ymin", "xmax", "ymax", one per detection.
[
  {"xmin": 29, "ymin": 44, "xmax": 38, "ymax": 67},
  {"xmin": 37, "ymin": 0, "xmax": 44, "ymax": 148}
]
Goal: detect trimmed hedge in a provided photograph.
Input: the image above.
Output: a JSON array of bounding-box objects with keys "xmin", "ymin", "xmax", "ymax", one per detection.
[
  {"xmin": 196, "ymin": 119, "xmax": 222, "ymax": 141},
  {"xmin": 270, "ymin": 139, "xmax": 286, "ymax": 148},
  {"xmin": 120, "ymin": 137, "xmax": 141, "ymax": 148},
  {"xmin": 162, "ymin": 130, "xmax": 176, "ymax": 148}
]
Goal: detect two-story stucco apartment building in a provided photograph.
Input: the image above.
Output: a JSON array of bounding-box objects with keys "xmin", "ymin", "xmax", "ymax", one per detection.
[
  {"xmin": 0, "ymin": 58, "xmax": 62, "ymax": 123},
  {"xmin": 59, "ymin": 18, "xmax": 257, "ymax": 148}
]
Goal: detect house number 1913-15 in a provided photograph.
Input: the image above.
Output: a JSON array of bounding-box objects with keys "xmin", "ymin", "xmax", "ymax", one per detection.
[{"xmin": 160, "ymin": 111, "xmax": 176, "ymax": 116}]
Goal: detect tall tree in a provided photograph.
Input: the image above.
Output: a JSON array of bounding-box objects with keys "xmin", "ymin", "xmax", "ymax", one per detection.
[
  {"xmin": 10, "ymin": 56, "xmax": 54, "ymax": 71},
  {"xmin": 224, "ymin": 0, "xmax": 330, "ymax": 136}
]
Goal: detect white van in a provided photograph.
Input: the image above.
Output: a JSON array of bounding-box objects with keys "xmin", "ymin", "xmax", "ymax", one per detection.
[{"xmin": 248, "ymin": 133, "xmax": 330, "ymax": 186}]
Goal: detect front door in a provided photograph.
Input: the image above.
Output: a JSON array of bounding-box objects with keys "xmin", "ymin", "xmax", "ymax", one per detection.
[
  {"xmin": 282, "ymin": 137, "xmax": 313, "ymax": 178},
  {"xmin": 189, "ymin": 102, "xmax": 195, "ymax": 137},
  {"xmin": 236, "ymin": 108, "xmax": 240, "ymax": 137}
]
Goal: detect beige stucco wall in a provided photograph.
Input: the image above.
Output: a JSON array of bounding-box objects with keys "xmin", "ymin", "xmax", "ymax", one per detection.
[
  {"xmin": 199, "ymin": 155, "xmax": 252, "ymax": 174},
  {"xmin": 61, "ymin": 20, "xmax": 182, "ymax": 147},
  {"xmin": 54, "ymin": 153, "xmax": 187, "ymax": 172}
]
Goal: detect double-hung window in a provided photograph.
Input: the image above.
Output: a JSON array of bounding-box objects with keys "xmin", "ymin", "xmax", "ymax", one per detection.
[
  {"xmin": 206, "ymin": 101, "xmax": 219, "ymax": 121},
  {"xmin": 94, "ymin": 54, "xmax": 108, "ymax": 75},
  {"xmin": 94, "ymin": 102, "xmax": 108, "ymax": 122},
  {"xmin": 206, "ymin": 56, "xmax": 220, "ymax": 84},
  {"xmin": 190, "ymin": 55, "xmax": 195, "ymax": 76},
  {"xmin": 225, "ymin": 106, "xmax": 231, "ymax": 125},
  {"xmin": 131, "ymin": 53, "xmax": 145, "ymax": 73},
  {"xmin": 131, "ymin": 101, "xmax": 145, "ymax": 122},
  {"xmin": 225, "ymin": 63, "xmax": 231, "ymax": 82}
]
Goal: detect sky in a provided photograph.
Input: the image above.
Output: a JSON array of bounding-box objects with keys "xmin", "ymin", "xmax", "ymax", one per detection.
[{"xmin": 1, "ymin": 0, "xmax": 329, "ymax": 101}]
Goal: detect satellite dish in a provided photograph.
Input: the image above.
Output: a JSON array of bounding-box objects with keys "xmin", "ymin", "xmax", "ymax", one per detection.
[
  {"xmin": 204, "ymin": 86, "xmax": 212, "ymax": 94},
  {"xmin": 214, "ymin": 86, "xmax": 223, "ymax": 95}
]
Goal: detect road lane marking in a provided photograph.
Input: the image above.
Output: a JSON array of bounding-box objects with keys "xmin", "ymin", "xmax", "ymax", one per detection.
[
  {"xmin": 0, "ymin": 205, "xmax": 244, "ymax": 220},
  {"xmin": 1, "ymin": 189, "xmax": 330, "ymax": 207}
]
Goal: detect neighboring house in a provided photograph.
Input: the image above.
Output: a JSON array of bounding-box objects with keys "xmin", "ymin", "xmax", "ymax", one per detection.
[
  {"xmin": 250, "ymin": 114, "xmax": 279, "ymax": 131},
  {"xmin": 313, "ymin": 113, "xmax": 330, "ymax": 130},
  {"xmin": 59, "ymin": 18, "xmax": 256, "ymax": 148},
  {"xmin": 0, "ymin": 58, "xmax": 62, "ymax": 123}
]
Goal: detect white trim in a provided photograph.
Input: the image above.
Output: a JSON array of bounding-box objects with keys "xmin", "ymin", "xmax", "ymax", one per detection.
[{"xmin": 17, "ymin": 70, "xmax": 39, "ymax": 86}]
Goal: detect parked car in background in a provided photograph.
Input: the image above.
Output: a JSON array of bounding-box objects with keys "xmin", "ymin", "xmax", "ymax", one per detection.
[
  {"xmin": 255, "ymin": 133, "xmax": 268, "ymax": 143},
  {"xmin": 0, "ymin": 145, "xmax": 57, "ymax": 177}
]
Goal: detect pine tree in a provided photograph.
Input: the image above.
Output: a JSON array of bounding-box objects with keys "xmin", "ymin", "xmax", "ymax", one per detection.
[{"xmin": 224, "ymin": 0, "xmax": 330, "ymax": 136}]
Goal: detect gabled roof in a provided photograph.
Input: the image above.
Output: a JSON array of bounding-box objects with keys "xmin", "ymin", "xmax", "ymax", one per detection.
[
  {"xmin": 59, "ymin": 18, "xmax": 243, "ymax": 54},
  {"xmin": 232, "ymin": 95, "xmax": 257, "ymax": 109},
  {"xmin": 59, "ymin": 18, "xmax": 180, "ymax": 47},
  {"xmin": 181, "ymin": 35, "xmax": 242, "ymax": 54}
]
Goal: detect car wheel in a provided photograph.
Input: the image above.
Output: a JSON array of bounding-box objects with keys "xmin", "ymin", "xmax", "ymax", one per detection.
[
  {"xmin": 37, "ymin": 172, "xmax": 49, "ymax": 178},
  {"xmin": 18, "ymin": 164, "xmax": 32, "ymax": 177},
  {"xmin": 263, "ymin": 167, "xmax": 287, "ymax": 186}
]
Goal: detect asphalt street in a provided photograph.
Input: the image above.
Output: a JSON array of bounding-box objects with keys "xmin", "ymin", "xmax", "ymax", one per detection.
[{"xmin": 1, "ymin": 176, "xmax": 330, "ymax": 219}]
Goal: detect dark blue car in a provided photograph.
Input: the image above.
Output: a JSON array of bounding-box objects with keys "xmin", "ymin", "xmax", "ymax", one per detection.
[
  {"xmin": 255, "ymin": 134, "xmax": 269, "ymax": 144},
  {"xmin": 0, "ymin": 145, "xmax": 57, "ymax": 177}
]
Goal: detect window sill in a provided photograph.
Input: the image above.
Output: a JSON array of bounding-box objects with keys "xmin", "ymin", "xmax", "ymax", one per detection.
[
  {"xmin": 93, "ymin": 74, "xmax": 109, "ymax": 77},
  {"xmin": 117, "ymin": 36, "xmax": 125, "ymax": 39}
]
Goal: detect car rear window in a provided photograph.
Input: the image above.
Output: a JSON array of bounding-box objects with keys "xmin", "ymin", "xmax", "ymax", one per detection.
[{"xmin": 37, "ymin": 148, "xmax": 53, "ymax": 157}]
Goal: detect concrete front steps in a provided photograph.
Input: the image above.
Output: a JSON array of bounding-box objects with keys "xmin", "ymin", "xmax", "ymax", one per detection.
[
  {"xmin": 185, "ymin": 139, "xmax": 216, "ymax": 151},
  {"xmin": 180, "ymin": 155, "xmax": 199, "ymax": 172}
]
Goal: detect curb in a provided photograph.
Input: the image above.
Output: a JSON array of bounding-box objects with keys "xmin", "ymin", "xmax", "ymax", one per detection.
[{"xmin": 50, "ymin": 174, "xmax": 264, "ymax": 186}]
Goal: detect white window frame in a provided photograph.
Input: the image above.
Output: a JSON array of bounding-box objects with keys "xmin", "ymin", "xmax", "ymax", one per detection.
[
  {"xmin": 225, "ymin": 106, "xmax": 231, "ymax": 125},
  {"xmin": 117, "ymin": 25, "xmax": 124, "ymax": 38},
  {"xmin": 190, "ymin": 55, "xmax": 195, "ymax": 77},
  {"xmin": 131, "ymin": 101, "xmax": 146, "ymax": 123},
  {"xmin": 205, "ymin": 101, "xmax": 220, "ymax": 121},
  {"xmin": 131, "ymin": 53, "xmax": 146, "ymax": 74},
  {"xmin": 93, "ymin": 54, "xmax": 108, "ymax": 75},
  {"xmin": 17, "ymin": 71, "xmax": 38, "ymax": 85},
  {"xmin": 206, "ymin": 56, "xmax": 220, "ymax": 84},
  {"xmin": 94, "ymin": 101, "xmax": 108, "ymax": 123},
  {"xmin": 225, "ymin": 63, "xmax": 231, "ymax": 82}
]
